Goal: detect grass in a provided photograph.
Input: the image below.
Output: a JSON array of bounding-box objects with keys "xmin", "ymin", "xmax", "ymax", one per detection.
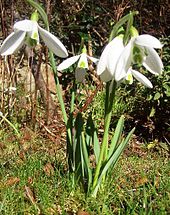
[{"xmin": 0, "ymin": 129, "xmax": 169, "ymax": 215}]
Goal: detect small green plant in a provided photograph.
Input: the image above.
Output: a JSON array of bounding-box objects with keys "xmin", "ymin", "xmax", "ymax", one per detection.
[{"xmin": 0, "ymin": 111, "xmax": 20, "ymax": 137}]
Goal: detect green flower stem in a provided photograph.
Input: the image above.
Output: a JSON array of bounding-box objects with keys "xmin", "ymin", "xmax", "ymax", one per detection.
[
  {"xmin": 92, "ymin": 81, "xmax": 117, "ymax": 190},
  {"xmin": 123, "ymin": 12, "xmax": 134, "ymax": 45},
  {"xmin": 103, "ymin": 82, "xmax": 111, "ymax": 159},
  {"xmin": 26, "ymin": 0, "xmax": 49, "ymax": 29},
  {"xmin": 49, "ymin": 51, "xmax": 72, "ymax": 144},
  {"xmin": 70, "ymin": 81, "xmax": 76, "ymax": 114},
  {"xmin": 109, "ymin": 11, "xmax": 138, "ymax": 41},
  {"xmin": 104, "ymin": 82, "xmax": 110, "ymax": 117},
  {"xmin": 49, "ymin": 51, "xmax": 68, "ymax": 123}
]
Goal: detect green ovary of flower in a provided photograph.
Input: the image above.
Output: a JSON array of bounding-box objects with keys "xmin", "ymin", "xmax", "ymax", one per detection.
[
  {"xmin": 82, "ymin": 46, "xmax": 87, "ymax": 54},
  {"xmin": 31, "ymin": 11, "xmax": 39, "ymax": 22},
  {"xmin": 130, "ymin": 26, "xmax": 139, "ymax": 37}
]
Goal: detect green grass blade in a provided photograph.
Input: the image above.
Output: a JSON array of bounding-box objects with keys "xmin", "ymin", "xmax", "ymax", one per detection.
[
  {"xmin": 92, "ymin": 127, "xmax": 135, "ymax": 197},
  {"xmin": 0, "ymin": 114, "xmax": 20, "ymax": 138},
  {"xmin": 108, "ymin": 115, "xmax": 124, "ymax": 159}
]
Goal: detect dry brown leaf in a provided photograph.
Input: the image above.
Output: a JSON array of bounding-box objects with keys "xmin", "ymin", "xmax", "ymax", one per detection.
[
  {"xmin": 154, "ymin": 176, "xmax": 160, "ymax": 188},
  {"xmin": 25, "ymin": 186, "xmax": 36, "ymax": 204},
  {"xmin": 5, "ymin": 177, "xmax": 20, "ymax": 186},
  {"xmin": 0, "ymin": 142, "xmax": 6, "ymax": 150},
  {"xmin": 24, "ymin": 186, "xmax": 41, "ymax": 214},
  {"xmin": 43, "ymin": 162, "xmax": 54, "ymax": 176},
  {"xmin": 136, "ymin": 177, "xmax": 148, "ymax": 187},
  {"xmin": 27, "ymin": 177, "xmax": 33, "ymax": 184},
  {"xmin": 77, "ymin": 210, "xmax": 90, "ymax": 215},
  {"xmin": 18, "ymin": 150, "xmax": 26, "ymax": 160}
]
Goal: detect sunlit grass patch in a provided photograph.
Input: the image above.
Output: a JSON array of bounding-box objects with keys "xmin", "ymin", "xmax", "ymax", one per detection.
[{"xmin": 0, "ymin": 130, "xmax": 169, "ymax": 214}]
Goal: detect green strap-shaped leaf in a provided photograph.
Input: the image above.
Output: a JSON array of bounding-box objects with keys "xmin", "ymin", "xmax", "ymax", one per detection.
[
  {"xmin": 80, "ymin": 138, "xmax": 85, "ymax": 178},
  {"xmin": 93, "ymin": 129, "xmax": 100, "ymax": 164},
  {"xmin": 108, "ymin": 115, "xmax": 124, "ymax": 159},
  {"xmin": 86, "ymin": 115, "xmax": 100, "ymax": 163},
  {"xmin": 75, "ymin": 113, "xmax": 84, "ymax": 172},
  {"xmin": 92, "ymin": 127, "xmax": 135, "ymax": 197},
  {"xmin": 81, "ymin": 132, "xmax": 92, "ymax": 191}
]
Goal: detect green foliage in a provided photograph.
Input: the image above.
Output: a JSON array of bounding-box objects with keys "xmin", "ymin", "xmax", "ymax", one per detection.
[
  {"xmin": 67, "ymin": 111, "xmax": 135, "ymax": 196},
  {"xmin": 146, "ymin": 37, "xmax": 170, "ymax": 118},
  {"xmin": 0, "ymin": 131, "xmax": 169, "ymax": 214}
]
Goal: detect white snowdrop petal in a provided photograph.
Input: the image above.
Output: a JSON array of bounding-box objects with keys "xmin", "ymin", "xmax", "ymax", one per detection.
[
  {"xmin": 0, "ymin": 31, "xmax": 26, "ymax": 56},
  {"xmin": 115, "ymin": 39, "xmax": 133, "ymax": 82},
  {"xmin": 100, "ymin": 68, "xmax": 113, "ymax": 82},
  {"xmin": 135, "ymin": 34, "xmax": 163, "ymax": 49},
  {"xmin": 14, "ymin": 20, "xmax": 34, "ymax": 32},
  {"xmin": 98, "ymin": 37, "xmax": 124, "ymax": 82},
  {"xmin": 38, "ymin": 26, "xmax": 68, "ymax": 58},
  {"xmin": 28, "ymin": 22, "xmax": 39, "ymax": 43},
  {"xmin": 107, "ymin": 37, "xmax": 124, "ymax": 77},
  {"xmin": 57, "ymin": 55, "xmax": 80, "ymax": 70},
  {"xmin": 143, "ymin": 47, "xmax": 163, "ymax": 75},
  {"xmin": 97, "ymin": 42, "xmax": 112, "ymax": 75},
  {"xmin": 75, "ymin": 68, "xmax": 86, "ymax": 82},
  {"xmin": 131, "ymin": 69, "xmax": 153, "ymax": 88}
]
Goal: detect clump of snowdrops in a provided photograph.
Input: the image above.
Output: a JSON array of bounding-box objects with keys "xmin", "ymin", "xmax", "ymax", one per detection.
[{"xmin": 0, "ymin": 0, "xmax": 163, "ymax": 197}]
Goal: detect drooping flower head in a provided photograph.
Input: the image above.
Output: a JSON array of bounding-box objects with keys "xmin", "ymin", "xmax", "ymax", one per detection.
[
  {"xmin": 0, "ymin": 12, "xmax": 68, "ymax": 58},
  {"xmin": 115, "ymin": 27, "xmax": 163, "ymax": 85},
  {"xmin": 97, "ymin": 26, "xmax": 163, "ymax": 88},
  {"xmin": 97, "ymin": 35, "xmax": 124, "ymax": 82},
  {"xmin": 57, "ymin": 46, "xmax": 98, "ymax": 82}
]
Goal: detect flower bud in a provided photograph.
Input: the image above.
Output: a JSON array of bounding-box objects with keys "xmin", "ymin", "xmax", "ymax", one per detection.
[{"xmin": 82, "ymin": 46, "xmax": 87, "ymax": 54}]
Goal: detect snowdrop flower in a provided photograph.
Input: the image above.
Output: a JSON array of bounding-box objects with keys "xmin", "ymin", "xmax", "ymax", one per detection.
[
  {"xmin": 57, "ymin": 46, "xmax": 98, "ymax": 82},
  {"xmin": 115, "ymin": 29, "xmax": 163, "ymax": 88},
  {"xmin": 97, "ymin": 35, "xmax": 124, "ymax": 82},
  {"xmin": 125, "ymin": 68, "xmax": 153, "ymax": 88},
  {"xmin": 0, "ymin": 19, "xmax": 68, "ymax": 58}
]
